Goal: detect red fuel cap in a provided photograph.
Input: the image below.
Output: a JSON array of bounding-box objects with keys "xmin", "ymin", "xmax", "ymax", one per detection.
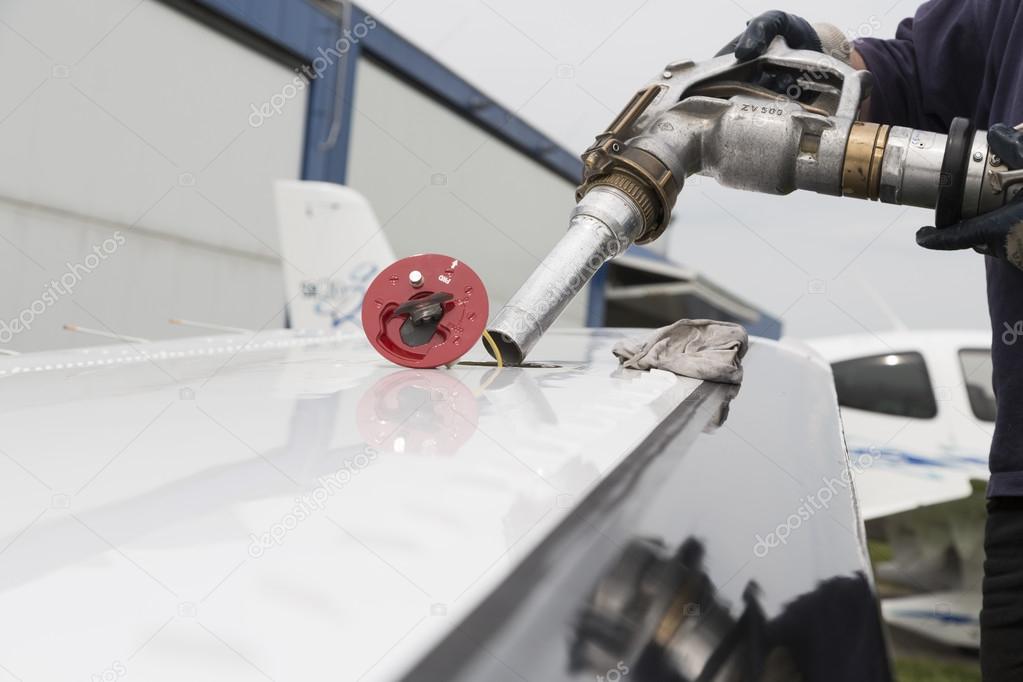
[{"xmin": 362, "ymin": 254, "xmax": 489, "ymax": 368}]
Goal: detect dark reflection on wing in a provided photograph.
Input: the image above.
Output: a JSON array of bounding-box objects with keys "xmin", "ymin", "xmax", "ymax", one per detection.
[{"xmin": 572, "ymin": 536, "xmax": 887, "ymax": 682}]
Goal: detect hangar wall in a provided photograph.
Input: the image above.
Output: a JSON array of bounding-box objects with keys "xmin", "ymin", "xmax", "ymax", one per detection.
[
  {"xmin": 0, "ymin": 0, "xmax": 306, "ymax": 352},
  {"xmin": 0, "ymin": 0, "xmax": 593, "ymax": 353}
]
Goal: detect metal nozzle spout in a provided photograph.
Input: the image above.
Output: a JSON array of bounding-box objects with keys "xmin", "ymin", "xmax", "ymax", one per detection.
[
  {"xmin": 486, "ymin": 322, "xmax": 528, "ymax": 366},
  {"xmin": 486, "ymin": 186, "xmax": 647, "ymax": 364}
]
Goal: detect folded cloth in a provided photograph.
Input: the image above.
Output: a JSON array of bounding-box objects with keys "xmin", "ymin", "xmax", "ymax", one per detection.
[{"xmin": 612, "ymin": 319, "xmax": 749, "ymax": 384}]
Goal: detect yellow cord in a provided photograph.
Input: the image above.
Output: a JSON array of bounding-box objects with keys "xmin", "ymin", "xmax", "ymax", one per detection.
[{"xmin": 481, "ymin": 330, "xmax": 503, "ymax": 369}]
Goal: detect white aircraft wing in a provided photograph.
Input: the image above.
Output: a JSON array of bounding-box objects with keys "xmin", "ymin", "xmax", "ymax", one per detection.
[
  {"xmin": 848, "ymin": 445, "xmax": 986, "ymax": 521},
  {"xmin": 882, "ymin": 590, "xmax": 981, "ymax": 649},
  {"xmin": 855, "ymin": 467, "xmax": 975, "ymax": 520}
]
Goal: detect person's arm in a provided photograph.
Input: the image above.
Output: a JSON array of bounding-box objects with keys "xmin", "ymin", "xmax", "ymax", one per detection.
[
  {"xmin": 723, "ymin": 3, "xmax": 992, "ymax": 132},
  {"xmin": 720, "ymin": 5, "xmax": 1022, "ymax": 272},
  {"xmin": 853, "ymin": 0, "xmax": 990, "ymax": 131}
]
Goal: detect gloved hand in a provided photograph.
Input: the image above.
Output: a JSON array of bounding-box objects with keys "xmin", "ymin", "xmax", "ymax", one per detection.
[
  {"xmin": 717, "ymin": 11, "xmax": 852, "ymax": 62},
  {"xmin": 916, "ymin": 124, "xmax": 1023, "ymax": 272},
  {"xmin": 716, "ymin": 11, "xmax": 823, "ymax": 60}
]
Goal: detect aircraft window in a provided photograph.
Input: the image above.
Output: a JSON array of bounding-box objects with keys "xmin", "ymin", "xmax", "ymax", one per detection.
[
  {"xmin": 831, "ymin": 352, "xmax": 938, "ymax": 419},
  {"xmin": 959, "ymin": 349, "xmax": 996, "ymax": 422}
]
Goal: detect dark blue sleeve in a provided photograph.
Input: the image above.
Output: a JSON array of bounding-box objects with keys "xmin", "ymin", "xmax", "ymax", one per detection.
[{"xmin": 854, "ymin": 0, "xmax": 993, "ymax": 132}]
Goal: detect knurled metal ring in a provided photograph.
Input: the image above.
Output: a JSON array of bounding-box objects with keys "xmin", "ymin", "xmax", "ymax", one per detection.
[{"xmin": 588, "ymin": 171, "xmax": 660, "ymax": 237}]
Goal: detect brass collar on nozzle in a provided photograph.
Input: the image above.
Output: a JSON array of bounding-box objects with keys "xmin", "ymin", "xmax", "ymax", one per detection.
[
  {"xmin": 576, "ymin": 85, "xmax": 680, "ymax": 244},
  {"xmin": 841, "ymin": 121, "xmax": 891, "ymax": 201}
]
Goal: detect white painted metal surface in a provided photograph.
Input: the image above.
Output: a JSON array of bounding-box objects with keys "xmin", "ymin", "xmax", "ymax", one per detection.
[
  {"xmin": 808, "ymin": 330, "xmax": 992, "ymax": 520},
  {"xmin": 275, "ymin": 181, "xmax": 395, "ymax": 332},
  {"xmin": 883, "ymin": 589, "xmax": 982, "ymax": 649},
  {"xmin": 0, "ymin": 0, "xmax": 306, "ymax": 352},
  {"xmin": 0, "ymin": 329, "xmax": 699, "ymax": 681}
]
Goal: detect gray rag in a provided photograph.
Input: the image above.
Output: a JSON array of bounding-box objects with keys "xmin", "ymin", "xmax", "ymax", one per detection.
[{"xmin": 612, "ymin": 319, "xmax": 749, "ymax": 384}]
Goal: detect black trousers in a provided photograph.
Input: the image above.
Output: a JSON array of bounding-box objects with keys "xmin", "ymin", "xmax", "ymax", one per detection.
[
  {"xmin": 985, "ymin": 257, "xmax": 1023, "ymax": 495},
  {"xmin": 981, "ymin": 497, "xmax": 1023, "ymax": 680}
]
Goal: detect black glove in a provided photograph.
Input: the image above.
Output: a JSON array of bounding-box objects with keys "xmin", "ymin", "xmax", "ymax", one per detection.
[
  {"xmin": 716, "ymin": 10, "xmax": 823, "ymax": 60},
  {"xmin": 916, "ymin": 124, "xmax": 1023, "ymax": 272}
]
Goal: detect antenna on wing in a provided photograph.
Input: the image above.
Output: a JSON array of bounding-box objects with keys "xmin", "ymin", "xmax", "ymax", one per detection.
[
  {"xmin": 63, "ymin": 324, "xmax": 149, "ymax": 344},
  {"xmin": 169, "ymin": 318, "xmax": 249, "ymax": 334}
]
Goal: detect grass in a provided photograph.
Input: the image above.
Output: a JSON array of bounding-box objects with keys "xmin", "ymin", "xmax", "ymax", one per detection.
[
  {"xmin": 870, "ymin": 537, "xmax": 981, "ymax": 681},
  {"xmin": 868, "ymin": 538, "xmax": 893, "ymax": 564},
  {"xmin": 894, "ymin": 656, "xmax": 980, "ymax": 682}
]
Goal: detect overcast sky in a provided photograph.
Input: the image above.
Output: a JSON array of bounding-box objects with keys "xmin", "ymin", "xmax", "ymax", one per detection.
[{"xmin": 357, "ymin": 0, "xmax": 990, "ymax": 341}]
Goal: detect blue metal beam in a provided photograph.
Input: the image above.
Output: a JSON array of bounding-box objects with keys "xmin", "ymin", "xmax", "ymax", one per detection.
[
  {"xmin": 156, "ymin": 0, "xmax": 582, "ymax": 185},
  {"xmin": 169, "ymin": 0, "xmax": 354, "ymax": 182}
]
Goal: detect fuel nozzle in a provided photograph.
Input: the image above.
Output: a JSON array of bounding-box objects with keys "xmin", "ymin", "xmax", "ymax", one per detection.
[
  {"xmin": 840, "ymin": 117, "xmax": 1023, "ymax": 226},
  {"xmin": 485, "ymin": 184, "xmax": 648, "ymax": 364},
  {"xmin": 488, "ymin": 38, "xmax": 1018, "ymax": 365},
  {"xmin": 486, "ymin": 85, "xmax": 679, "ymax": 365}
]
